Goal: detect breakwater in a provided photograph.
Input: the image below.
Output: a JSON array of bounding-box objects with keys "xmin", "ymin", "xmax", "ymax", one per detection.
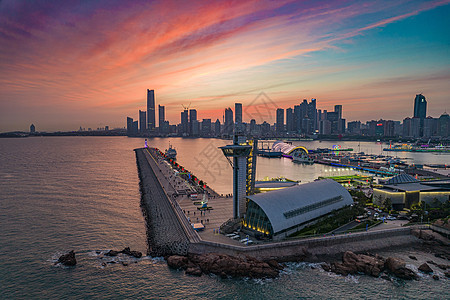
[{"xmin": 135, "ymin": 148, "xmax": 192, "ymax": 256}]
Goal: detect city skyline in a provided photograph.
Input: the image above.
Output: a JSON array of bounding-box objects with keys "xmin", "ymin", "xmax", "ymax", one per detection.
[{"xmin": 1, "ymin": 0, "xmax": 449, "ymax": 131}]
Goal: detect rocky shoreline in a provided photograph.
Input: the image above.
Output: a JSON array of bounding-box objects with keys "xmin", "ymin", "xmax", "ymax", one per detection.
[
  {"xmin": 167, "ymin": 253, "xmax": 282, "ymax": 278},
  {"xmin": 167, "ymin": 229, "xmax": 449, "ymax": 280}
]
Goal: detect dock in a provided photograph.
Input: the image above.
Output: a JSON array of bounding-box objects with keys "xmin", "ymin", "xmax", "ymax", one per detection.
[{"xmin": 135, "ymin": 147, "xmax": 427, "ymax": 260}]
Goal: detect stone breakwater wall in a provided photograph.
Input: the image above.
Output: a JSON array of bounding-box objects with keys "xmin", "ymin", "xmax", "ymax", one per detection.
[
  {"xmin": 135, "ymin": 148, "xmax": 190, "ymax": 256},
  {"xmin": 189, "ymin": 227, "xmax": 420, "ymax": 261}
]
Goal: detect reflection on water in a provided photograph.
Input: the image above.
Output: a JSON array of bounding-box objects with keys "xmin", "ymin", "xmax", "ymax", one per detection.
[{"xmin": 0, "ymin": 136, "xmax": 448, "ymax": 299}]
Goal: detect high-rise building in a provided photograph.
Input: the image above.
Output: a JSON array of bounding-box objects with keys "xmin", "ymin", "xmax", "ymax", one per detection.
[
  {"xmin": 126, "ymin": 117, "xmax": 133, "ymax": 136},
  {"xmin": 413, "ymin": 94, "xmax": 427, "ymax": 119},
  {"xmin": 147, "ymin": 89, "xmax": 155, "ymax": 131},
  {"xmin": 224, "ymin": 108, "xmax": 234, "ymax": 135},
  {"xmin": 438, "ymin": 113, "xmax": 449, "ymax": 137},
  {"xmin": 214, "ymin": 119, "xmax": 221, "ymax": 136},
  {"xmin": 139, "ymin": 110, "xmax": 147, "ymax": 133},
  {"xmin": 132, "ymin": 121, "xmax": 139, "ymax": 136},
  {"xmin": 181, "ymin": 110, "xmax": 189, "ymax": 134},
  {"xmin": 201, "ymin": 119, "xmax": 212, "ymax": 136},
  {"xmin": 158, "ymin": 105, "xmax": 165, "ymax": 129},
  {"xmin": 286, "ymin": 108, "xmax": 294, "ymax": 132},
  {"xmin": 308, "ymin": 99, "xmax": 317, "ymax": 132},
  {"xmin": 30, "ymin": 124, "xmax": 35, "ymax": 133},
  {"xmin": 235, "ymin": 103, "xmax": 242, "ymax": 124},
  {"xmin": 293, "ymin": 105, "xmax": 301, "ymax": 133},
  {"xmin": 413, "ymin": 94, "xmax": 427, "ymax": 137},
  {"xmin": 189, "ymin": 109, "xmax": 197, "ymax": 135},
  {"xmin": 276, "ymin": 108, "xmax": 284, "ymax": 133},
  {"xmin": 334, "ymin": 105, "xmax": 342, "ymax": 120}
]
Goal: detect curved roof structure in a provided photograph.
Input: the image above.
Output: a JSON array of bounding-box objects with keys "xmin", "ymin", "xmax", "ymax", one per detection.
[
  {"xmin": 384, "ymin": 174, "xmax": 418, "ymax": 185},
  {"xmin": 272, "ymin": 141, "xmax": 308, "ymax": 155},
  {"xmin": 246, "ymin": 179, "xmax": 353, "ymax": 234}
]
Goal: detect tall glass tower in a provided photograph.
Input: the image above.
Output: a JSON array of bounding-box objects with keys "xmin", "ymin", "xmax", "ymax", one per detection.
[
  {"xmin": 413, "ymin": 94, "xmax": 427, "ymax": 119},
  {"xmin": 147, "ymin": 89, "xmax": 155, "ymax": 131}
]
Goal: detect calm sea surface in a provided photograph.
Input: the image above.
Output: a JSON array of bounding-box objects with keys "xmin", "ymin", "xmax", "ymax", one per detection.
[{"xmin": 0, "ymin": 136, "xmax": 448, "ymax": 299}]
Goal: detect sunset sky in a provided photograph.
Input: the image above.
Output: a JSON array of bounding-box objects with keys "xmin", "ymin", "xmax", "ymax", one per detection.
[{"xmin": 0, "ymin": 0, "xmax": 449, "ymax": 132}]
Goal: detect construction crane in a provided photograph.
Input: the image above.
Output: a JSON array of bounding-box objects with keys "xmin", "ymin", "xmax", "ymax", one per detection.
[{"xmin": 182, "ymin": 102, "xmax": 192, "ymax": 110}]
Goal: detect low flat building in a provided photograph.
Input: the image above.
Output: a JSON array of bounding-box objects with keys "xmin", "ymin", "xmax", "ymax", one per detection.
[
  {"xmin": 373, "ymin": 174, "xmax": 450, "ymax": 210},
  {"xmin": 243, "ymin": 179, "xmax": 353, "ymax": 240}
]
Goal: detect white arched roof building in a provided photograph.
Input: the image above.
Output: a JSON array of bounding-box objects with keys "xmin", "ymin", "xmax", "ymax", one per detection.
[
  {"xmin": 272, "ymin": 141, "xmax": 308, "ymax": 158},
  {"xmin": 243, "ymin": 179, "xmax": 353, "ymax": 239}
]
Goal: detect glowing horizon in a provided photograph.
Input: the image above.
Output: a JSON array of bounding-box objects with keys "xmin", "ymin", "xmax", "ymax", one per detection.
[{"xmin": 0, "ymin": 0, "xmax": 449, "ymax": 132}]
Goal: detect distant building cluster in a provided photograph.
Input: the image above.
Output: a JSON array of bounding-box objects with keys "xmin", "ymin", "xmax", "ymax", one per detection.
[
  {"xmin": 348, "ymin": 94, "xmax": 449, "ymax": 139},
  {"xmin": 126, "ymin": 91, "xmax": 449, "ymax": 140}
]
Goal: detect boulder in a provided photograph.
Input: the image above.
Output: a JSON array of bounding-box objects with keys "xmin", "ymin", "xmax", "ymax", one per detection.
[
  {"xmin": 432, "ymin": 275, "xmax": 439, "ymax": 280},
  {"xmin": 58, "ymin": 250, "xmax": 77, "ymax": 266},
  {"xmin": 105, "ymin": 250, "xmax": 120, "ymax": 257},
  {"xmin": 121, "ymin": 247, "xmax": 142, "ymax": 258},
  {"xmin": 437, "ymin": 264, "xmax": 448, "ymax": 270},
  {"xmin": 418, "ymin": 263, "xmax": 433, "ymax": 274},
  {"xmin": 445, "ymin": 271, "xmax": 450, "ymax": 278},
  {"xmin": 385, "ymin": 257, "xmax": 417, "ymax": 280},
  {"xmin": 328, "ymin": 251, "xmax": 385, "ymax": 277},
  {"xmin": 167, "ymin": 255, "xmax": 188, "ymax": 269}
]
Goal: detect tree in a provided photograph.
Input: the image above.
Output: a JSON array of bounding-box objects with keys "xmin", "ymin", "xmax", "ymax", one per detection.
[{"xmin": 383, "ymin": 198, "xmax": 392, "ymax": 211}]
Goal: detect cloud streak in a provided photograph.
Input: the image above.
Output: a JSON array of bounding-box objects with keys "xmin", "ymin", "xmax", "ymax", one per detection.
[{"xmin": 0, "ymin": 0, "xmax": 449, "ymax": 131}]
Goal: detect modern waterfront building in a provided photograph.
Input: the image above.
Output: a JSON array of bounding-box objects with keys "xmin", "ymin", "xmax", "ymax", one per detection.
[
  {"xmin": 271, "ymin": 141, "xmax": 308, "ymax": 158},
  {"xmin": 147, "ymin": 89, "xmax": 156, "ymax": 131},
  {"xmin": 373, "ymin": 174, "xmax": 450, "ymax": 210},
  {"xmin": 30, "ymin": 124, "xmax": 35, "ymax": 133},
  {"xmin": 139, "ymin": 110, "xmax": 147, "ymax": 133},
  {"xmin": 243, "ymin": 179, "xmax": 353, "ymax": 240}
]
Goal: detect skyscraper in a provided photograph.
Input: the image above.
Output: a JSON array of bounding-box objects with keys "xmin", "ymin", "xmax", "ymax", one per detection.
[
  {"xmin": 286, "ymin": 108, "xmax": 294, "ymax": 132},
  {"xmin": 413, "ymin": 94, "xmax": 427, "ymax": 119},
  {"xmin": 413, "ymin": 94, "xmax": 427, "ymax": 136},
  {"xmin": 224, "ymin": 108, "xmax": 234, "ymax": 135},
  {"xmin": 235, "ymin": 103, "xmax": 242, "ymax": 124},
  {"xmin": 126, "ymin": 117, "xmax": 133, "ymax": 136},
  {"xmin": 139, "ymin": 110, "xmax": 147, "ymax": 133},
  {"xmin": 30, "ymin": 124, "xmax": 35, "ymax": 133},
  {"xmin": 147, "ymin": 89, "xmax": 155, "ymax": 131},
  {"xmin": 276, "ymin": 108, "xmax": 284, "ymax": 133},
  {"xmin": 181, "ymin": 110, "xmax": 189, "ymax": 134},
  {"xmin": 158, "ymin": 105, "xmax": 165, "ymax": 129},
  {"xmin": 189, "ymin": 109, "xmax": 197, "ymax": 135}
]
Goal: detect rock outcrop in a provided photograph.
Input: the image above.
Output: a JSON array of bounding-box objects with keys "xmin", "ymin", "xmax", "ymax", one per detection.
[
  {"xmin": 105, "ymin": 248, "xmax": 142, "ymax": 258},
  {"xmin": 418, "ymin": 263, "xmax": 433, "ymax": 274},
  {"xmin": 167, "ymin": 253, "xmax": 282, "ymax": 279},
  {"xmin": 121, "ymin": 247, "xmax": 142, "ymax": 258},
  {"xmin": 385, "ymin": 257, "xmax": 417, "ymax": 280},
  {"xmin": 58, "ymin": 250, "xmax": 77, "ymax": 266},
  {"xmin": 325, "ymin": 251, "xmax": 384, "ymax": 277},
  {"xmin": 322, "ymin": 251, "xmax": 418, "ymax": 280}
]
